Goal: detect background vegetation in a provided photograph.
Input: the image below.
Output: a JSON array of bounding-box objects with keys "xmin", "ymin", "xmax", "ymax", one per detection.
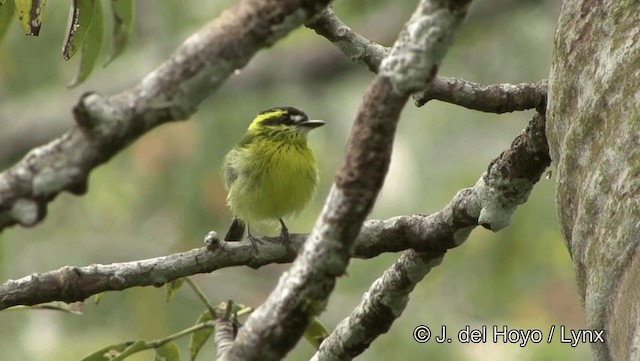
[{"xmin": 0, "ymin": 0, "xmax": 588, "ymax": 360}]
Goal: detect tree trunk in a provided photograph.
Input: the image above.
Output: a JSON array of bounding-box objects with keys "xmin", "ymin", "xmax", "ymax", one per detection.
[{"xmin": 546, "ymin": 1, "xmax": 640, "ymax": 360}]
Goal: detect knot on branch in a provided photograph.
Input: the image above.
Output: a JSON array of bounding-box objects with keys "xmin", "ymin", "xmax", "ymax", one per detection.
[
  {"xmin": 473, "ymin": 111, "xmax": 550, "ymax": 231},
  {"xmin": 9, "ymin": 198, "xmax": 42, "ymax": 227},
  {"xmin": 474, "ymin": 175, "xmax": 533, "ymax": 231},
  {"xmin": 73, "ymin": 92, "xmax": 124, "ymax": 137}
]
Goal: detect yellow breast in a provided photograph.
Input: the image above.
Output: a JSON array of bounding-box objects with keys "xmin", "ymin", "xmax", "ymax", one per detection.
[{"xmin": 224, "ymin": 135, "xmax": 319, "ymax": 224}]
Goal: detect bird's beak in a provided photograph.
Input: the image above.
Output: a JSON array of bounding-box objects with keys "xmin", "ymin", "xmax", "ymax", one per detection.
[{"xmin": 300, "ymin": 120, "xmax": 325, "ymax": 129}]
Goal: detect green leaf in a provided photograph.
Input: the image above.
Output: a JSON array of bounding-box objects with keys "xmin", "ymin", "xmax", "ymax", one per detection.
[
  {"xmin": 62, "ymin": 0, "xmax": 97, "ymax": 60},
  {"xmin": 30, "ymin": 302, "xmax": 84, "ymax": 314},
  {"xmin": 109, "ymin": 340, "xmax": 147, "ymax": 361},
  {"xmin": 189, "ymin": 310, "xmax": 214, "ymax": 361},
  {"xmin": 0, "ymin": 0, "xmax": 15, "ymax": 44},
  {"xmin": 303, "ymin": 317, "xmax": 330, "ymax": 350},
  {"xmin": 67, "ymin": 0, "xmax": 103, "ymax": 88},
  {"xmin": 166, "ymin": 278, "xmax": 185, "ymax": 302},
  {"xmin": 94, "ymin": 292, "xmax": 106, "ymax": 305},
  {"xmin": 5, "ymin": 302, "xmax": 84, "ymax": 314},
  {"xmin": 235, "ymin": 305, "xmax": 253, "ymax": 317},
  {"xmin": 80, "ymin": 341, "xmax": 139, "ymax": 361},
  {"xmin": 81, "ymin": 340, "xmax": 147, "ymax": 361},
  {"xmin": 104, "ymin": 0, "xmax": 134, "ymax": 66},
  {"xmin": 15, "ymin": 0, "xmax": 46, "ymax": 36},
  {"xmin": 155, "ymin": 342, "xmax": 181, "ymax": 361}
]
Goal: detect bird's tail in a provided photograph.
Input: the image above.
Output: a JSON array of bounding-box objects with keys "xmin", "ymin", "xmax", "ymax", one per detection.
[{"xmin": 224, "ymin": 217, "xmax": 246, "ymax": 242}]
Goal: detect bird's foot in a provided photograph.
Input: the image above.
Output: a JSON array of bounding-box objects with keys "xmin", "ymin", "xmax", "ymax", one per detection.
[
  {"xmin": 247, "ymin": 233, "xmax": 264, "ymax": 253},
  {"xmin": 278, "ymin": 218, "xmax": 294, "ymax": 253}
]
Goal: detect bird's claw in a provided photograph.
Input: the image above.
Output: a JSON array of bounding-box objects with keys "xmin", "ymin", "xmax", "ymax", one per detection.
[
  {"xmin": 247, "ymin": 234, "xmax": 264, "ymax": 252},
  {"xmin": 279, "ymin": 226, "xmax": 295, "ymax": 254}
]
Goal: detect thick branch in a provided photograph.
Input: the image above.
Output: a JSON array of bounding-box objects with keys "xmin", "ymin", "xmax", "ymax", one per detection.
[
  {"xmin": 0, "ymin": 0, "xmax": 332, "ymax": 232},
  {"xmin": 308, "ymin": 7, "xmax": 546, "ymax": 112},
  {"xmin": 313, "ymin": 109, "xmax": 550, "ymax": 360},
  {"xmin": 311, "ymin": 251, "xmax": 444, "ymax": 361}
]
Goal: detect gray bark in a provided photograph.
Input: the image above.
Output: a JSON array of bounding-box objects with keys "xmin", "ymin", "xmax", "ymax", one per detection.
[{"xmin": 547, "ymin": 1, "xmax": 640, "ymax": 360}]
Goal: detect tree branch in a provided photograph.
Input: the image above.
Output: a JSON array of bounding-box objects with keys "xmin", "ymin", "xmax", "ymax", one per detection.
[
  {"xmin": 215, "ymin": 301, "xmax": 238, "ymax": 358},
  {"xmin": 311, "ymin": 250, "xmax": 444, "ymax": 361},
  {"xmin": 0, "ymin": 230, "xmax": 421, "ymax": 310},
  {"xmin": 0, "ymin": 0, "xmax": 332, "ymax": 232},
  {"xmin": 307, "ymin": 7, "xmax": 388, "ymax": 73},
  {"xmin": 414, "ymin": 78, "xmax": 548, "ymax": 112},
  {"xmin": 307, "ymin": 7, "xmax": 546, "ymax": 112},
  {"xmin": 312, "ymin": 109, "xmax": 550, "ymax": 360}
]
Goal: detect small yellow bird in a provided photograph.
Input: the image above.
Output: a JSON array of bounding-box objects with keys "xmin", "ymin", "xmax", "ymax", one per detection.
[{"xmin": 223, "ymin": 107, "xmax": 325, "ymax": 245}]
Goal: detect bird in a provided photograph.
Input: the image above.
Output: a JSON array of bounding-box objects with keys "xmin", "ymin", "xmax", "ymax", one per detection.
[{"xmin": 222, "ymin": 106, "xmax": 325, "ymax": 246}]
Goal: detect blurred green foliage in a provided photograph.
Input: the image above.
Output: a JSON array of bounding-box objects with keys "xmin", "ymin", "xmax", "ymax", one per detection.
[{"xmin": 0, "ymin": 1, "xmax": 590, "ymax": 360}]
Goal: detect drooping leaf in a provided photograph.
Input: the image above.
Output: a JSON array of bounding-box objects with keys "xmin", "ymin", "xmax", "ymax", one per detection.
[
  {"xmin": 104, "ymin": 0, "xmax": 133, "ymax": 66},
  {"xmin": 62, "ymin": 0, "xmax": 97, "ymax": 60},
  {"xmin": 166, "ymin": 278, "xmax": 185, "ymax": 303},
  {"xmin": 15, "ymin": 0, "xmax": 46, "ymax": 36},
  {"xmin": 155, "ymin": 342, "xmax": 181, "ymax": 361},
  {"xmin": 0, "ymin": 0, "xmax": 15, "ymax": 44},
  {"xmin": 235, "ymin": 304, "xmax": 252, "ymax": 317},
  {"xmin": 5, "ymin": 302, "xmax": 84, "ymax": 314},
  {"xmin": 108, "ymin": 340, "xmax": 147, "ymax": 361},
  {"xmin": 67, "ymin": 0, "xmax": 103, "ymax": 88},
  {"xmin": 80, "ymin": 341, "xmax": 138, "ymax": 361},
  {"xmin": 94, "ymin": 292, "xmax": 105, "ymax": 304},
  {"xmin": 303, "ymin": 317, "xmax": 330, "ymax": 350},
  {"xmin": 32, "ymin": 302, "xmax": 84, "ymax": 314},
  {"xmin": 189, "ymin": 310, "xmax": 214, "ymax": 361}
]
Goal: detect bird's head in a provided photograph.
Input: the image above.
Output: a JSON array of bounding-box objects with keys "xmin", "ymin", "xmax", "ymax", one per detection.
[{"xmin": 248, "ymin": 107, "xmax": 325, "ymax": 136}]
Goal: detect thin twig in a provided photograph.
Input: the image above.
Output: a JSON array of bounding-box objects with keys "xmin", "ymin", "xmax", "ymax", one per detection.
[
  {"xmin": 185, "ymin": 277, "xmax": 218, "ymax": 319},
  {"xmin": 147, "ymin": 321, "xmax": 216, "ymax": 349}
]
